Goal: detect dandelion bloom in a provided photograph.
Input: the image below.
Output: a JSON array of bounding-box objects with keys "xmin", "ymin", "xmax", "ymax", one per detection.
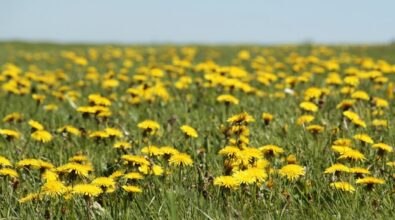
[
  {"xmin": 57, "ymin": 125, "xmax": 81, "ymax": 136},
  {"xmin": 296, "ymin": 115, "xmax": 314, "ymax": 125},
  {"xmin": 333, "ymin": 138, "xmax": 352, "ymax": 146},
  {"xmin": 227, "ymin": 112, "xmax": 255, "ymax": 124},
  {"xmin": 180, "ymin": 125, "xmax": 198, "ymax": 138},
  {"xmin": 18, "ymin": 193, "xmax": 41, "ymax": 203},
  {"xmin": 338, "ymin": 149, "xmax": 365, "ymax": 161},
  {"xmin": 306, "ymin": 124, "xmax": 324, "ymax": 134},
  {"xmin": 41, "ymin": 181, "xmax": 68, "ymax": 196},
  {"xmin": 0, "ymin": 129, "xmax": 21, "ymax": 140},
  {"xmin": 372, "ymin": 143, "xmax": 393, "ymax": 153},
  {"xmin": 350, "ymin": 167, "xmax": 370, "ymax": 175},
  {"xmin": 279, "ymin": 164, "xmax": 305, "ymax": 181},
  {"xmin": 299, "ymin": 102, "xmax": 318, "ymax": 112},
  {"xmin": 330, "ymin": 182, "xmax": 355, "ymax": 192},
  {"xmin": 0, "ymin": 156, "xmax": 12, "ymax": 167},
  {"xmin": 262, "ymin": 112, "xmax": 274, "ymax": 124},
  {"xmin": 92, "ymin": 177, "xmax": 116, "ymax": 192},
  {"xmin": 353, "ymin": 134, "xmax": 374, "ymax": 144},
  {"xmin": 121, "ymin": 155, "xmax": 150, "ymax": 166},
  {"xmin": 259, "ymin": 145, "xmax": 284, "ymax": 156},
  {"xmin": 213, "ymin": 176, "xmax": 240, "ymax": 189},
  {"xmin": 168, "ymin": 153, "xmax": 193, "ymax": 167},
  {"xmin": 55, "ymin": 163, "xmax": 93, "ymax": 177},
  {"xmin": 31, "ymin": 130, "xmax": 53, "ymax": 143},
  {"xmin": 217, "ymin": 94, "xmax": 239, "ymax": 105},
  {"xmin": 138, "ymin": 164, "xmax": 164, "ymax": 176},
  {"xmin": 72, "ymin": 184, "xmax": 102, "ymax": 197},
  {"xmin": 356, "ymin": 177, "xmax": 385, "ymax": 185},
  {"xmin": 141, "ymin": 145, "xmax": 163, "ymax": 157},
  {"xmin": 28, "ymin": 120, "xmax": 44, "ymax": 131},
  {"xmin": 331, "ymin": 145, "xmax": 353, "ymax": 154},
  {"xmin": 0, "ymin": 168, "xmax": 19, "ymax": 179},
  {"xmin": 324, "ymin": 164, "xmax": 350, "ymax": 174},
  {"xmin": 17, "ymin": 159, "xmax": 54, "ymax": 170},
  {"xmin": 122, "ymin": 185, "xmax": 142, "ymax": 193},
  {"xmin": 219, "ymin": 146, "xmax": 240, "ymax": 157},
  {"xmin": 114, "ymin": 141, "xmax": 132, "ymax": 150},
  {"xmin": 351, "ymin": 90, "xmax": 370, "ymax": 101},
  {"xmin": 2, "ymin": 112, "xmax": 23, "ymax": 123},
  {"xmin": 137, "ymin": 120, "xmax": 160, "ymax": 131}
]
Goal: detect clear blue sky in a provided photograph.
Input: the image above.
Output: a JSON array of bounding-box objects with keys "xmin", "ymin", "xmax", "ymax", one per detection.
[{"xmin": 1, "ymin": 0, "xmax": 395, "ymax": 44}]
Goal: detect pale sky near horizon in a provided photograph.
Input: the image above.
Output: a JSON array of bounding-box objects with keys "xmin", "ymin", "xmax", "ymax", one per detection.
[{"xmin": 1, "ymin": 0, "xmax": 395, "ymax": 44}]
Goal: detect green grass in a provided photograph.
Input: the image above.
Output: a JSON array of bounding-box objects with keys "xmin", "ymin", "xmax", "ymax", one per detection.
[{"xmin": 0, "ymin": 42, "xmax": 395, "ymax": 219}]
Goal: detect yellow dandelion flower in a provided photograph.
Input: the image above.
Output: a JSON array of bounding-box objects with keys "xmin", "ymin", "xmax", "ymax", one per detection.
[
  {"xmin": 0, "ymin": 129, "xmax": 21, "ymax": 140},
  {"xmin": 232, "ymin": 170, "xmax": 256, "ymax": 185},
  {"xmin": 350, "ymin": 167, "xmax": 370, "ymax": 175},
  {"xmin": 331, "ymin": 145, "xmax": 353, "ymax": 154},
  {"xmin": 333, "ymin": 138, "xmax": 352, "ymax": 146},
  {"xmin": 168, "ymin": 153, "xmax": 193, "ymax": 167},
  {"xmin": 0, "ymin": 156, "xmax": 12, "ymax": 167},
  {"xmin": 123, "ymin": 172, "xmax": 144, "ymax": 180},
  {"xmin": 259, "ymin": 145, "xmax": 285, "ymax": 156},
  {"xmin": 356, "ymin": 177, "xmax": 385, "ymax": 185},
  {"xmin": 373, "ymin": 98, "xmax": 388, "ymax": 108},
  {"xmin": 0, "ymin": 168, "xmax": 18, "ymax": 178},
  {"xmin": 159, "ymin": 146, "xmax": 179, "ymax": 156},
  {"xmin": 88, "ymin": 94, "xmax": 112, "ymax": 106},
  {"xmin": 338, "ymin": 149, "xmax": 366, "ymax": 161},
  {"xmin": 137, "ymin": 120, "xmax": 160, "ymax": 131},
  {"xmin": 217, "ymin": 94, "xmax": 239, "ymax": 105},
  {"xmin": 336, "ymin": 100, "xmax": 355, "ymax": 110},
  {"xmin": 31, "ymin": 130, "xmax": 53, "ymax": 143},
  {"xmin": 141, "ymin": 145, "xmax": 163, "ymax": 156},
  {"xmin": 180, "ymin": 125, "xmax": 198, "ymax": 138},
  {"xmin": 41, "ymin": 181, "xmax": 67, "ymax": 196},
  {"xmin": 262, "ymin": 112, "xmax": 274, "ymax": 124},
  {"xmin": 386, "ymin": 161, "xmax": 395, "ymax": 167},
  {"xmin": 104, "ymin": 127, "xmax": 123, "ymax": 138},
  {"xmin": 55, "ymin": 163, "xmax": 93, "ymax": 177},
  {"xmin": 122, "ymin": 185, "xmax": 142, "ymax": 193},
  {"xmin": 353, "ymin": 134, "xmax": 374, "ymax": 144},
  {"xmin": 278, "ymin": 164, "xmax": 305, "ymax": 181},
  {"xmin": 324, "ymin": 164, "xmax": 350, "ymax": 174},
  {"xmin": 330, "ymin": 182, "xmax": 355, "ymax": 192},
  {"xmin": 2, "ymin": 112, "xmax": 23, "ymax": 123},
  {"xmin": 372, "ymin": 119, "xmax": 388, "ymax": 128},
  {"xmin": 28, "ymin": 120, "xmax": 44, "ymax": 131},
  {"xmin": 227, "ymin": 112, "xmax": 255, "ymax": 124},
  {"xmin": 57, "ymin": 125, "xmax": 81, "ymax": 136},
  {"xmin": 19, "ymin": 193, "xmax": 42, "ymax": 203},
  {"xmin": 41, "ymin": 170, "xmax": 59, "ymax": 182},
  {"xmin": 372, "ymin": 143, "xmax": 393, "ymax": 153},
  {"xmin": 138, "ymin": 164, "xmax": 164, "ymax": 176},
  {"xmin": 92, "ymin": 177, "xmax": 116, "ymax": 192},
  {"xmin": 17, "ymin": 159, "xmax": 54, "ymax": 170},
  {"xmin": 109, "ymin": 170, "xmax": 124, "ymax": 179},
  {"xmin": 72, "ymin": 184, "xmax": 102, "ymax": 197},
  {"xmin": 299, "ymin": 101, "xmax": 318, "ymax": 112},
  {"xmin": 351, "ymin": 90, "xmax": 370, "ymax": 101},
  {"xmin": 121, "ymin": 155, "xmax": 150, "ymax": 166},
  {"xmin": 213, "ymin": 176, "xmax": 240, "ymax": 189},
  {"xmin": 69, "ymin": 154, "xmax": 89, "ymax": 163},
  {"xmin": 114, "ymin": 141, "xmax": 132, "ymax": 150},
  {"xmin": 306, "ymin": 124, "xmax": 325, "ymax": 134},
  {"xmin": 219, "ymin": 146, "xmax": 240, "ymax": 157},
  {"xmin": 296, "ymin": 115, "xmax": 314, "ymax": 125}
]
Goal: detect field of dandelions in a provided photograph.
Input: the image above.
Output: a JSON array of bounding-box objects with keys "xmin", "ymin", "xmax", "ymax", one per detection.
[{"xmin": 0, "ymin": 42, "xmax": 395, "ymax": 219}]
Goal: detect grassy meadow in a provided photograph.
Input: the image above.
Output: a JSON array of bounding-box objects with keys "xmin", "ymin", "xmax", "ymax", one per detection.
[{"xmin": 0, "ymin": 42, "xmax": 395, "ymax": 219}]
